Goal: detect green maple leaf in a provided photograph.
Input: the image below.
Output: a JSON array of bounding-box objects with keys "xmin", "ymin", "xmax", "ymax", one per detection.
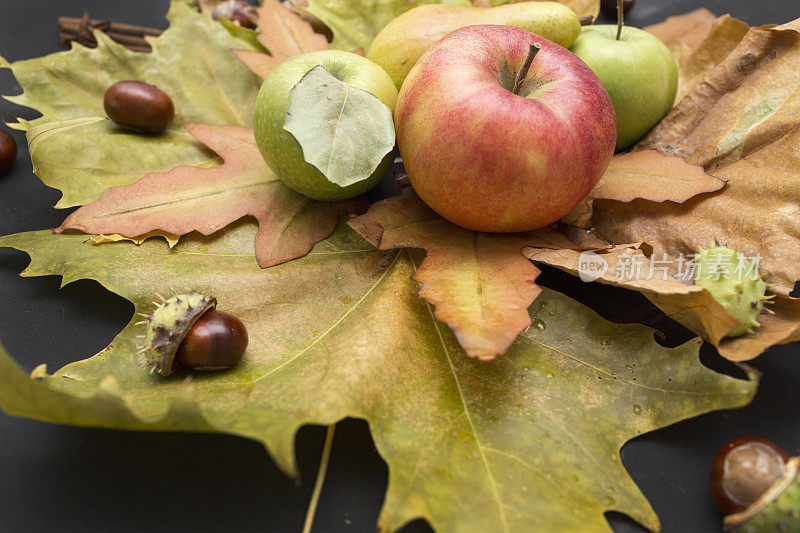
[
  {"xmin": 0, "ymin": 1, "xmax": 258, "ymax": 208},
  {"xmin": 0, "ymin": 224, "xmax": 756, "ymax": 532}
]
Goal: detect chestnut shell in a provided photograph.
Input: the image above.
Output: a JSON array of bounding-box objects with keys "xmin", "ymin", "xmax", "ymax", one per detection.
[{"xmin": 711, "ymin": 437, "xmax": 790, "ymax": 516}]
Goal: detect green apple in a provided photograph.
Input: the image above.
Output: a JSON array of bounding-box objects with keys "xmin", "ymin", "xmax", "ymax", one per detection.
[
  {"xmin": 253, "ymin": 50, "xmax": 398, "ymax": 201},
  {"xmin": 571, "ymin": 25, "xmax": 677, "ymax": 150}
]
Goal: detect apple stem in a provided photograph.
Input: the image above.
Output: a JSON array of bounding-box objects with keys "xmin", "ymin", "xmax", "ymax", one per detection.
[
  {"xmin": 513, "ymin": 42, "xmax": 542, "ymax": 95},
  {"xmin": 616, "ymin": 0, "xmax": 623, "ymax": 40}
]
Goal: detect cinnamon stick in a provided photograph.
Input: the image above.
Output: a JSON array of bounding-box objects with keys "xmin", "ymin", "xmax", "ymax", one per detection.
[{"xmin": 58, "ymin": 12, "xmax": 163, "ymax": 53}]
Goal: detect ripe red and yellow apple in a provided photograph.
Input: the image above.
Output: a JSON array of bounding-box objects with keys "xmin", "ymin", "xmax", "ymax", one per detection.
[{"xmin": 395, "ymin": 25, "xmax": 616, "ymax": 233}]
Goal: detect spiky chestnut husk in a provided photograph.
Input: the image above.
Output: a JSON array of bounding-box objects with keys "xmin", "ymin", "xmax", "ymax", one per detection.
[
  {"xmin": 724, "ymin": 457, "xmax": 800, "ymax": 532},
  {"xmin": 694, "ymin": 244, "xmax": 770, "ymax": 337},
  {"xmin": 138, "ymin": 291, "xmax": 216, "ymax": 376}
]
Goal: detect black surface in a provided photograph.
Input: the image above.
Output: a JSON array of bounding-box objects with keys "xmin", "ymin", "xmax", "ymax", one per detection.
[{"xmin": 0, "ymin": 1, "xmax": 798, "ymax": 532}]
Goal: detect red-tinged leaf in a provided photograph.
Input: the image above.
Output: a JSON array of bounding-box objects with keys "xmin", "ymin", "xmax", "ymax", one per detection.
[
  {"xmin": 348, "ymin": 189, "xmax": 598, "ymax": 360},
  {"xmin": 55, "ymin": 124, "xmax": 366, "ymax": 268},
  {"xmin": 232, "ymin": 0, "xmax": 329, "ymax": 79}
]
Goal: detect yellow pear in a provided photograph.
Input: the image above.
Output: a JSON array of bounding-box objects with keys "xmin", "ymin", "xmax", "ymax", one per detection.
[{"xmin": 367, "ymin": 2, "xmax": 582, "ymax": 90}]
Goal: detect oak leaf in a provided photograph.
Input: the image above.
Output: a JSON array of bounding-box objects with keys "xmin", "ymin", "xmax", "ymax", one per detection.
[
  {"xmin": 55, "ymin": 124, "xmax": 366, "ymax": 268},
  {"xmin": 349, "ymin": 189, "xmax": 598, "ymax": 360},
  {"xmin": 0, "ymin": 224, "xmax": 757, "ymax": 533},
  {"xmin": 232, "ymin": 0, "xmax": 330, "ymax": 79},
  {"xmin": 594, "ymin": 21, "xmax": 800, "ymax": 297}
]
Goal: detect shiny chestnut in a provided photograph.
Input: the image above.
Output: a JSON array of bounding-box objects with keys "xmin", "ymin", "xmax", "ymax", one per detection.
[
  {"xmin": 104, "ymin": 80, "xmax": 175, "ymax": 135},
  {"xmin": 140, "ymin": 292, "xmax": 247, "ymax": 376},
  {"xmin": 0, "ymin": 128, "xmax": 17, "ymax": 176},
  {"xmin": 711, "ymin": 437, "xmax": 790, "ymax": 516},
  {"xmin": 212, "ymin": 0, "xmax": 257, "ymax": 29},
  {"xmin": 176, "ymin": 309, "xmax": 248, "ymax": 371}
]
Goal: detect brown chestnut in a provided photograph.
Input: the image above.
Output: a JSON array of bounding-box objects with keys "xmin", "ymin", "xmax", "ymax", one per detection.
[
  {"xmin": 104, "ymin": 80, "xmax": 175, "ymax": 135},
  {"xmin": 711, "ymin": 437, "xmax": 790, "ymax": 516},
  {"xmin": 600, "ymin": 0, "xmax": 635, "ymax": 18},
  {"xmin": 212, "ymin": 0, "xmax": 257, "ymax": 29},
  {"xmin": 175, "ymin": 309, "xmax": 248, "ymax": 371},
  {"xmin": 0, "ymin": 128, "xmax": 16, "ymax": 176},
  {"xmin": 139, "ymin": 292, "xmax": 247, "ymax": 376}
]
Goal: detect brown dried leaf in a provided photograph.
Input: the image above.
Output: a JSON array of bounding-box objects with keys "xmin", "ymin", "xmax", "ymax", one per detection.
[
  {"xmin": 55, "ymin": 124, "xmax": 366, "ymax": 268},
  {"xmin": 349, "ymin": 189, "xmax": 560, "ymax": 361},
  {"xmin": 595, "ymin": 21, "xmax": 800, "ymax": 298},
  {"xmin": 672, "ymin": 16, "xmax": 750, "ymax": 104},
  {"xmin": 232, "ymin": 0, "xmax": 329, "ymax": 79},
  {"xmin": 594, "ymin": 150, "xmax": 726, "ymax": 203},
  {"xmin": 523, "ymin": 245, "xmax": 738, "ymax": 343},
  {"xmin": 561, "ymin": 150, "xmax": 725, "ymax": 229},
  {"xmin": 716, "ymin": 296, "xmax": 800, "ymax": 361},
  {"xmin": 644, "ymin": 8, "xmax": 717, "ymax": 50},
  {"xmin": 524, "ymin": 244, "xmax": 800, "ymax": 360}
]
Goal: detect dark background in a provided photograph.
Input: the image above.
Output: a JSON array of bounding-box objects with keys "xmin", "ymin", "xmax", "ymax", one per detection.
[{"xmin": 0, "ymin": 1, "xmax": 798, "ymax": 532}]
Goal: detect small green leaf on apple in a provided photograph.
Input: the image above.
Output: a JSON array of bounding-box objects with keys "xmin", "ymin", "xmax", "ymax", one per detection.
[{"xmin": 283, "ymin": 65, "xmax": 395, "ymax": 188}]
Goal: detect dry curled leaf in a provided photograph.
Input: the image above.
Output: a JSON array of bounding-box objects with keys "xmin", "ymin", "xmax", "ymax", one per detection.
[
  {"xmin": 233, "ymin": 0, "xmax": 330, "ymax": 79},
  {"xmin": 524, "ymin": 243, "xmax": 800, "ymax": 361},
  {"xmin": 88, "ymin": 231, "xmax": 180, "ymax": 248},
  {"xmin": 55, "ymin": 124, "xmax": 366, "ymax": 268},
  {"xmin": 349, "ymin": 189, "xmax": 598, "ymax": 360},
  {"xmin": 595, "ymin": 21, "xmax": 800, "ymax": 298},
  {"xmin": 561, "ymin": 150, "xmax": 725, "ymax": 228},
  {"xmin": 644, "ymin": 8, "xmax": 717, "ymax": 50},
  {"xmin": 525, "ymin": 244, "xmax": 739, "ymax": 343},
  {"xmin": 667, "ymin": 15, "xmax": 751, "ymax": 104},
  {"xmin": 593, "ymin": 151, "xmax": 725, "ymax": 204}
]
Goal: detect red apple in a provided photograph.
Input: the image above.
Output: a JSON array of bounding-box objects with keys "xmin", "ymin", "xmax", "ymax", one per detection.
[{"xmin": 395, "ymin": 25, "xmax": 616, "ymax": 232}]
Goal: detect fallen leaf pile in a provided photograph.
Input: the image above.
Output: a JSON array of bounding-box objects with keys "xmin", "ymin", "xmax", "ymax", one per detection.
[
  {"xmin": 0, "ymin": 224, "xmax": 756, "ymax": 533},
  {"xmin": 0, "ymin": 1, "xmax": 798, "ymax": 531},
  {"xmin": 595, "ymin": 16, "xmax": 800, "ymax": 359}
]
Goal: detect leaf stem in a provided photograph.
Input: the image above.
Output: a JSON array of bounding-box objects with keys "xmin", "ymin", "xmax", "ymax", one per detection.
[
  {"xmin": 616, "ymin": 0, "xmax": 623, "ymax": 40},
  {"xmin": 302, "ymin": 424, "xmax": 336, "ymax": 533},
  {"xmin": 512, "ymin": 43, "xmax": 542, "ymax": 95}
]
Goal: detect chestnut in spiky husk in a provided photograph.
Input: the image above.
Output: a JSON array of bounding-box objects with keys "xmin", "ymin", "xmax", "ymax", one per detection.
[
  {"xmin": 711, "ymin": 437, "xmax": 800, "ymax": 532},
  {"xmin": 138, "ymin": 291, "xmax": 248, "ymax": 376},
  {"xmin": 712, "ymin": 437, "xmax": 790, "ymax": 515}
]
